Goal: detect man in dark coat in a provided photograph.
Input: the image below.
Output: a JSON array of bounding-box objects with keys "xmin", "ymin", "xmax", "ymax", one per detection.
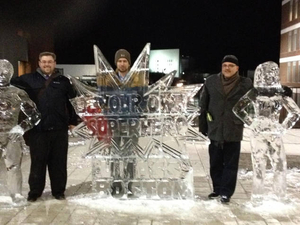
[
  {"xmin": 199, "ymin": 55, "xmax": 252, "ymax": 203},
  {"xmin": 11, "ymin": 52, "xmax": 77, "ymax": 202}
]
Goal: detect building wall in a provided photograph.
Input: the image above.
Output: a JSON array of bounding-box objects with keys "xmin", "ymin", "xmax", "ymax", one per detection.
[
  {"xmin": 149, "ymin": 49, "xmax": 180, "ymax": 77},
  {"xmin": 56, "ymin": 64, "xmax": 96, "ymax": 77},
  {"xmin": 280, "ymin": 0, "xmax": 300, "ymax": 127},
  {"xmin": 280, "ymin": 0, "xmax": 300, "ymax": 87},
  {"xmin": 0, "ymin": 26, "xmax": 28, "ymax": 76},
  {"xmin": 0, "ymin": 23, "xmax": 55, "ymax": 77}
]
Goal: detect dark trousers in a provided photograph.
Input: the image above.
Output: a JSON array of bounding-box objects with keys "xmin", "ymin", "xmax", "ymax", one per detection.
[
  {"xmin": 111, "ymin": 137, "xmax": 136, "ymax": 176},
  {"xmin": 28, "ymin": 129, "xmax": 68, "ymax": 197},
  {"xmin": 110, "ymin": 136, "xmax": 136, "ymax": 195},
  {"xmin": 209, "ymin": 140, "xmax": 241, "ymax": 197}
]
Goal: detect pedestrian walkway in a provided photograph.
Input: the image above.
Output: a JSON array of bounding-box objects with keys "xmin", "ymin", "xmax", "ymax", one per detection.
[{"xmin": 0, "ymin": 128, "xmax": 300, "ymax": 224}]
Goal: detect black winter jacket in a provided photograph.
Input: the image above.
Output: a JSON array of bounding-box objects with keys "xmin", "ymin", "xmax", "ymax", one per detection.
[
  {"xmin": 11, "ymin": 70, "xmax": 77, "ymax": 131},
  {"xmin": 199, "ymin": 73, "xmax": 252, "ymax": 142}
]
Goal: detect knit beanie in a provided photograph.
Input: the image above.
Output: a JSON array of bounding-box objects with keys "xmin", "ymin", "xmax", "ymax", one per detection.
[
  {"xmin": 115, "ymin": 49, "xmax": 131, "ymax": 65},
  {"xmin": 222, "ymin": 55, "xmax": 239, "ymax": 66}
]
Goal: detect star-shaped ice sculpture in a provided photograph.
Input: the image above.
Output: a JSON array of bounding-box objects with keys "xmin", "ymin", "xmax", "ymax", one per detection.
[{"xmin": 67, "ymin": 43, "xmax": 207, "ymax": 159}]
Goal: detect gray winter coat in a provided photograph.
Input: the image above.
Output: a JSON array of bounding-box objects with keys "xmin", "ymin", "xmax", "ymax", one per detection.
[{"xmin": 200, "ymin": 73, "xmax": 252, "ymax": 142}]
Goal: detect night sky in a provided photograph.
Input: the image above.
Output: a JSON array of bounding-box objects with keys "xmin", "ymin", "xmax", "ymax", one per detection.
[{"xmin": 4, "ymin": 0, "xmax": 282, "ymax": 74}]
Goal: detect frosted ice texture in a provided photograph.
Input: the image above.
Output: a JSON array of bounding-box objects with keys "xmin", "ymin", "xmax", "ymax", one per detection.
[
  {"xmin": 68, "ymin": 43, "xmax": 206, "ymax": 199},
  {"xmin": 0, "ymin": 59, "xmax": 41, "ymax": 205},
  {"xmin": 233, "ymin": 61, "xmax": 300, "ymax": 205}
]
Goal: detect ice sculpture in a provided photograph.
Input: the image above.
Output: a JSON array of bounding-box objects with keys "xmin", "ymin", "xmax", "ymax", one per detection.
[
  {"xmin": 68, "ymin": 43, "xmax": 206, "ymax": 199},
  {"xmin": 233, "ymin": 61, "xmax": 300, "ymax": 204},
  {"xmin": 0, "ymin": 59, "xmax": 41, "ymax": 204}
]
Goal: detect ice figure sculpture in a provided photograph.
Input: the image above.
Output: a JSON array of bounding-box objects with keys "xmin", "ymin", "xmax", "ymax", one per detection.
[
  {"xmin": 0, "ymin": 60, "xmax": 41, "ymax": 204},
  {"xmin": 68, "ymin": 43, "xmax": 206, "ymax": 199},
  {"xmin": 233, "ymin": 61, "xmax": 300, "ymax": 204}
]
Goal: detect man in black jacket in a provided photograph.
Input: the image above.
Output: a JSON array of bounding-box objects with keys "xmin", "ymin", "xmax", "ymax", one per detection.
[
  {"xmin": 11, "ymin": 52, "xmax": 77, "ymax": 202},
  {"xmin": 199, "ymin": 55, "xmax": 252, "ymax": 203}
]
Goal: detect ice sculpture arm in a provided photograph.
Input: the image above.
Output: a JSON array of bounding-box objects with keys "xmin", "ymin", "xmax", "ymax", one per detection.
[
  {"xmin": 232, "ymin": 89, "xmax": 256, "ymax": 126},
  {"xmin": 66, "ymin": 78, "xmax": 79, "ymax": 126},
  {"xmin": 281, "ymin": 96, "xmax": 300, "ymax": 130},
  {"xmin": 9, "ymin": 89, "xmax": 41, "ymax": 140},
  {"xmin": 199, "ymin": 85, "xmax": 209, "ymax": 135}
]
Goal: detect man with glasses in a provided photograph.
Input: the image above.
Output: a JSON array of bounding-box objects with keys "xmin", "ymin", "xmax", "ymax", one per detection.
[
  {"xmin": 11, "ymin": 52, "xmax": 77, "ymax": 202},
  {"xmin": 199, "ymin": 55, "xmax": 252, "ymax": 203}
]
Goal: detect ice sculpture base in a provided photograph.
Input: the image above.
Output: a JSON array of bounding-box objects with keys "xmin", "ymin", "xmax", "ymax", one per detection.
[{"xmin": 91, "ymin": 157, "xmax": 194, "ymax": 200}]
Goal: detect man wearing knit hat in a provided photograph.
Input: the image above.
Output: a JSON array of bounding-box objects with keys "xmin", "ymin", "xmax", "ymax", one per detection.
[
  {"xmin": 114, "ymin": 49, "xmax": 131, "ymax": 82},
  {"xmin": 106, "ymin": 48, "xmax": 139, "ymax": 196},
  {"xmin": 221, "ymin": 55, "xmax": 239, "ymax": 78},
  {"xmin": 199, "ymin": 55, "xmax": 252, "ymax": 204}
]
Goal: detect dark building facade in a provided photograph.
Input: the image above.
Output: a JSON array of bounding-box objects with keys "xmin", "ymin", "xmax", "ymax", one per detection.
[{"xmin": 1, "ymin": 22, "xmax": 54, "ymax": 77}]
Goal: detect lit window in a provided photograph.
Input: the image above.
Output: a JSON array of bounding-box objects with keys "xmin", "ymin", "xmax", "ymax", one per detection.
[
  {"xmin": 288, "ymin": 31, "xmax": 292, "ymax": 52},
  {"xmin": 290, "ymin": 0, "xmax": 294, "ymax": 21},
  {"xmin": 298, "ymin": 61, "xmax": 300, "ymax": 82},
  {"xmin": 296, "ymin": 0, "xmax": 298, "ymax": 19},
  {"xmin": 299, "ymin": 28, "xmax": 300, "ymax": 49},
  {"xmin": 293, "ymin": 61, "xmax": 297, "ymax": 82},
  {"xmin": 287, "ymin": 62, "xmax": 291, "ymax": 82},
  {"xmin": 293, "ymin": 29, "xmax": 297, "ymax": 51}
]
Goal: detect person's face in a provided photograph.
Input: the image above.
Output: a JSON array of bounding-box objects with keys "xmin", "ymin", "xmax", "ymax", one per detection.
[
  {"xmin": 263, "ymin": 64, "xmax": 279, "ymax": 86},
  {"xmin": 116, "ymin": 58, "xmax": 130, "ymax": 74},
  {"xmin": 0, "ymin": 60, "xmax": 13, "ymax": 87},
  {"xmin": 222, "ymin": 62, "xmax": 239, "ymax": 78},
  {"xmin": 39, "ymin": 55, "xmax": 56, "ymax": 75}
]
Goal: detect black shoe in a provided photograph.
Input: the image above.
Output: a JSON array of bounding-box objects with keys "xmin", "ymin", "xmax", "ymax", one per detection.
[
  {"xmin": 208, "ymin": 192, "xmax": 219, "ymax": 199},
  {"xmin": 27, "ymin": 196, "xmax": 38, "ymax": 202},
  {"xmin": 54, "ymin": 195, "xmax": 65, "ymax": 200},
  {"xmin": 220, "ymin": 195, "xmax": 230, "ymax": 204}
]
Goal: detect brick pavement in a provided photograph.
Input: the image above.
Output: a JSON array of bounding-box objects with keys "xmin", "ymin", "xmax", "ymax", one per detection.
[{"xmin": 0, "ymin": 128, "xmax": 300, "ymax": 224}]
